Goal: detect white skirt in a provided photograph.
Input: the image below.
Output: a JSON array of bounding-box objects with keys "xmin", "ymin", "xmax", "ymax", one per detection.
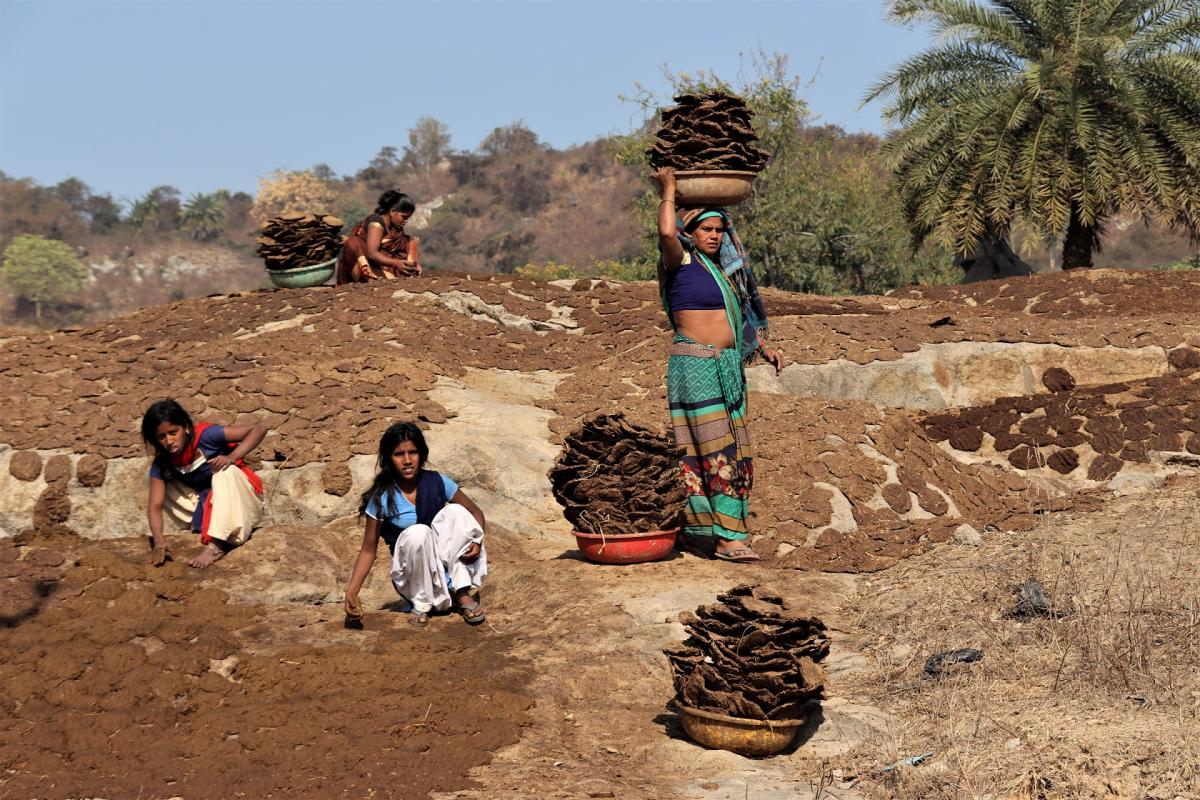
[
  {"xmin": 162, "ymin": 467, "xmax": 263, "ymax": 545},
  {"xmin": 389, "ymin": 503, "xmax": 487, "ymax": 613}
]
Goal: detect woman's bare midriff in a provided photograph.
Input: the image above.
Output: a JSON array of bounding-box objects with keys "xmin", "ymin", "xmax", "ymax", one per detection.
[{"xmin": 675, "ymin": 309, "xmax": 735, "ymax": 349}]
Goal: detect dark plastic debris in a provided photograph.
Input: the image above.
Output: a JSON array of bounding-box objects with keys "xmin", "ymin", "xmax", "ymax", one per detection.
[
  {"xmin": 1012, "ymin": 578, "xmax": 1063, "ymax": 620},
  {"xmin": 923, "ymin": 648, "xmax": 983, "ymax": 678}
]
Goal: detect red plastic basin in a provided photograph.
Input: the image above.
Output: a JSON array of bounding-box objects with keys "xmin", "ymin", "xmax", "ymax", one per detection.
[{"xmin": 572, "ymin": 528, "xmax": 679, "ymax": 564}]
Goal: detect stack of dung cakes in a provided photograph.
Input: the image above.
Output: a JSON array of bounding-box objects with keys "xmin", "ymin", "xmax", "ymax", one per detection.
[
  {"xmin": 548, "ymin": 412, "xmax": 686, "ymax": 535},
  {"xmin": 647, "ymin": 92, "xmax": 769, "ymax": 206},
  {"xmin": 647, "ymin": 91, "xmax": 770, "ymax": 173},
  {"xmin": 256, "ymin": 213, "xmax": 344, "ymax": 272}
]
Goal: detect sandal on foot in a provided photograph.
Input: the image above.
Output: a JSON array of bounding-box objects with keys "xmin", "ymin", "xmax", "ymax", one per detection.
[
  {"xmin": 407, "ymin": 611, "xmax": 430, "ymax": 626},
  {"xmin": 456, "ymin": 601, "xmax": 486, "ymax": 625},
  {"xmin": 714, "ymin": 545, "xmax": 761, "ymax": 563}
]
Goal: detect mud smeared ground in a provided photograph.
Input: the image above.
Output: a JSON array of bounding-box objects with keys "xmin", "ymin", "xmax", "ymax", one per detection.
[
  {"xmin": 0, "ymin": 536, "xmax": 532, "ymax": 799},
  {"xmin": 3, "ymin": 269, "xmax": 1196, "ymax": 570},
  {"xmin": 746, "ymin": 394, "xmax": 1075, "ymax": 572},
  {"xmin": 922, "ymin": 368, "xmax": 1200, "ymax": 480},
  {"xmin": 890, "ymin": 267, "xmax": 1200, "ymax": 318}
]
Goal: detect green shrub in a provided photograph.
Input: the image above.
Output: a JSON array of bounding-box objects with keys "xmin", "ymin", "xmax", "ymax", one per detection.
[{"xmin": 2, "ymin": 234, "xmax": 86, "ymax": 323}]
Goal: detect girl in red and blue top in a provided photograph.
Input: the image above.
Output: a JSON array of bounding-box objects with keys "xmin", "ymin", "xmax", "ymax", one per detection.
[{"xmin": 141, "ymin": 399, "xmax": 268, "ymax": 569}]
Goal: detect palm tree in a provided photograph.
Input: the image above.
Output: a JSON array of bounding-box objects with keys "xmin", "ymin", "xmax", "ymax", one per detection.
[
  {"xmin": 866, "ymin": 0, "xmax": 1200, "ymax": 269},
  {"xmin": 181, "ymin": 191, "xmax": 228, "ymax": 241}
]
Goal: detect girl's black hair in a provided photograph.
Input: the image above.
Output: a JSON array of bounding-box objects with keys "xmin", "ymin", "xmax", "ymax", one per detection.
[
  {"xmin": 375, "ymin": 189, "xmax": 416, "ymax": 215},
  {"xmin": 358, "ymin": 421, "xmax": 430, "ymax": 518},
  {"xmin": 141, "ymin": 399, "xmax": 194, "ymax": 480}
]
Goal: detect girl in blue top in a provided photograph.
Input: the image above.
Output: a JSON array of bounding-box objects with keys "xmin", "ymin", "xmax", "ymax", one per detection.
[{"xmin": 343, "ymin": 422, "xmax": 488, "ymax": 626}]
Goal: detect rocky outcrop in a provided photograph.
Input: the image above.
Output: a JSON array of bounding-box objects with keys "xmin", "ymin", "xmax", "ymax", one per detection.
[{"xmin": 748, "ymin": 341, "xmax": 1172, "ymax": 410}]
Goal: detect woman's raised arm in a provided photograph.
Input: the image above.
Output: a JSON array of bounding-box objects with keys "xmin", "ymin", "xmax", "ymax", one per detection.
[{"xmin": 656, "ymin": 167, "xmax": 685, "ymax": 270}]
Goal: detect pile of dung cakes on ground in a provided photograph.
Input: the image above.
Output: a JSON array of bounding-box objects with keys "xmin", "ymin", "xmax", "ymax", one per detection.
[
  {"xmin": 922, "ymin": 365, "xmax": 1200, "ymax": 481},
  {"xmin": 747, "ymin": 394, "xmax": 1058, "ymax": 573},
  {"xmin": 256, "ymin": 213, "xmax": 344, "ymax": 271},
  {"xmin": 888, "ymin": 267, "xmax": 1200, "ymax": 320},
  {"xmin": 647, "ymin": 92, "xmax": 770, "ymax": 172},
  {"xmin": 665, "ymin": 584, "xmax": 829, "ymax": 721},
  {"xmin": 0, "ymin": 273, "xmax": 675, "ymax": 489},
  {"xmin": 548, "ymin": 413, "xmax": 686, "ymax": 534}
]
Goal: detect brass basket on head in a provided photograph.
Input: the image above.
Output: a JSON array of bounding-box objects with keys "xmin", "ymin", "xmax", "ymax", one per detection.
[
  {"xmin": 676, "ymin": 702, "xmax": 806, "ymax": 757},
  {"xmin": 671, "ymin": 170, "xmax": 756, "ymax": 207}
]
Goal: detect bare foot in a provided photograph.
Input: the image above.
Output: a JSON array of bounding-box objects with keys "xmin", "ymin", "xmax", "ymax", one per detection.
[{"xmin": 188, "ymin": 541, "xmax": 226, "ymax": 569}]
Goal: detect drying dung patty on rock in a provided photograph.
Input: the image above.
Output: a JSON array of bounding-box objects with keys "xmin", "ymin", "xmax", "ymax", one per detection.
[
  {"xmin": 1042, "ymin": 367, "xmax": 1076, "ymax": 393},
  {"xmin": 647, "ymin": 92, "xmax": 770, "ymax": 173},
  {"xmin": 665, "ymin": 584, "xmax": 829, "ymax": 721},
  {"xmin": 549, "ymin": 413, "xmax": 686, "ymax": 534},
  {"xmin": 922, "ymin": 368, "xmax": 1200, "ymax": 479}
]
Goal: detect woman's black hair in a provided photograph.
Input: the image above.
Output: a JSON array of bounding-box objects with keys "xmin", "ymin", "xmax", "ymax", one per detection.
[
  {"xmin": 357, "ymin": 421, "xmax": 430, "ymax": 518},
  {"xmin": 375, "ymin": 189, "xmax": 416, "ymax": 215},
  {"xmin": 141, "ymin": 399, "xmax": 194, "ymax": 480}
]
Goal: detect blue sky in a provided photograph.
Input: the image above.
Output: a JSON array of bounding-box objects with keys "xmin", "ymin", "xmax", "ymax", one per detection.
[{"xmin": 0, "ymin": 0, "xmax": 929, "ymax": 203}]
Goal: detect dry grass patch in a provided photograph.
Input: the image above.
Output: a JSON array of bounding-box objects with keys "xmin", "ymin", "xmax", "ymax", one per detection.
[{"xmin": 837, "ymin": 480, "xmax": 1200, "ymax": 799}]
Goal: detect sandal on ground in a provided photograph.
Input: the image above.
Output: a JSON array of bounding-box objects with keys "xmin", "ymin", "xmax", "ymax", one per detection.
[
  {"xmin": 407, "ymin": 610, "xmax": 430, "ymax": 626},
  {"xmin": 714, "ymin": 545, "xmax": 761, "ymax": 563},
  {"xmin": 456, "ymin": 599, "xmax": 486, "ymax": 625}
]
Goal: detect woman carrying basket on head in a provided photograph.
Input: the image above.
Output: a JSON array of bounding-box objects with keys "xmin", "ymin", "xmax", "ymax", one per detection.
[{"xmin": 655, "ymin": 167, "xmax": 783, "ymax": 563}]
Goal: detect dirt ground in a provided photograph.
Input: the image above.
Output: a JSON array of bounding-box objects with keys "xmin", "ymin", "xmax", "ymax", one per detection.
[
  {"xmin": 0, "ymin": 531, "xmax": 533, "ymax": 800},
  {"xmin": 3, "ymin": 268, "xmax": 1200, "ymax": 799}
]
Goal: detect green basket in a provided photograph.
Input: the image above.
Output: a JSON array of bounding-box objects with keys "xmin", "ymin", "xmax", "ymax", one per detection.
[{"xmin": 268, "ymin": 257, "xmax": 337, "ymax": 288}]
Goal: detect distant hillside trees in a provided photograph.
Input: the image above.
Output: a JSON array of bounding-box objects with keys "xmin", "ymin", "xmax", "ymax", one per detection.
[
  {"xmin": 404, "ymin": 117, "xmax": 453, "ymax": 176},
  {"xmin": 868, "ymin": 0, "xmax": 1200, "ymax": 269},
  {"xmin": 0, "ymin": 173, "xmax": 122, "ymax": 250},
  {"xmin": 128, "ymin": 185, "xmax": 182, "ymax": 233},
  {"xmin": 416, "ymin": 122, "xmax": 637, "ymax": 273},
  {"xmin": 250, "ymin": 170, "xmax": 337, "ymax": 223},
  {"xmin": 615, "ymin": 55, "xmax": 958, "ymax": 294},
  {"xmin": 181, "ymin": 191, "xmax": 229, "ymax": 241},
  {"xmin": 2, "ymin": 234, "xmax": 86, "ymax": 322},
  {"xmin": 476, "ymin": 122, "xmax": 552, "ymax": 215},
  {"xmin": 357, "ymin": 146, "xmax": 403, "ymax": 192}
]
